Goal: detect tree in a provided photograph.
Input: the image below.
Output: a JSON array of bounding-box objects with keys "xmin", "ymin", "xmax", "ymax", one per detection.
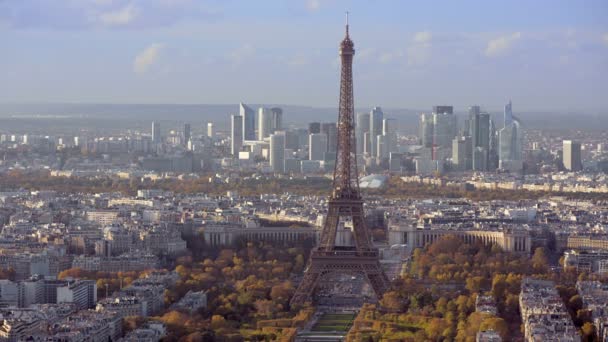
[
  {"xmin": 210, "ymin": 315, "xmax": 228, "ymax": 330},
  {"xmin": 531, "ymin": 247, "xmax": 548, "ymax": 273},
  {"xmin": 380, "ymin": 291, "xmax": 405, "ymax": 312},
  {"xmin": 581, "ymin": 322, "xmax": 595, "ymax": 341},
  {"xmin": 479, "ymin": 317, "xmax": 509, "ymax": 340}
]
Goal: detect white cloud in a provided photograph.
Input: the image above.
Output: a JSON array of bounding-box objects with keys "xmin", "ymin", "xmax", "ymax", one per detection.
[
  {"xmin": 286, "ymin": 54, "xmax": 310, "ymax": 67},
  {"xmin": 603, "ymin": 33, "xmax": 608, "ymax": 46},
  {"xmin": 133, "ymin": 43, "xmax": 164, "ymax": 74},
  {"xmin": 98, "ymin": 3, "xmax": 138, "ymax": 26},
  {"xmin": 413, "ymin": 31, "xmax": 432, "ymax": 44},
  {"xmin": 379, "ymin": 51, "xmax": 403, "ymax": 64},
  {"xmin": 306, "ymin": 0, "xmax": 321, "ymax": 11},
  {"xmin": 407, "ymin": 31, "xmax": 432, "ymax": 66},
  {"xmin": 485, "ymin": 32, "xmax": 522, "ymax": 57},
  {"xmin": 228, "ymin": 44, "xmax": 254, "ymax": 65}
]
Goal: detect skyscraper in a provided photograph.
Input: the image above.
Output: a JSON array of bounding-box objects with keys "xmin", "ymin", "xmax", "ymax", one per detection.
[
  {"xmin": 308, "ymin": 122, "xmax": 321, "ymax": 135},
  {"xmin": 432, "ymin": 107, "xmax": 457, "ymax": 152},
  {"xmin": 207, "ymin": 122, "xmax": 214, "ymax": 138},
  {"xmin": 419, "ymin": 113, "xmax": 434, "ymax": 148},
  {"xmin": 369, "ymin": 107, "xmax": 383, "ymax": 157},
  {"xmin": 563, "ymin": 140, "xmax": 582, "ymax": 171},
  {"xmin": 309, "ymin": 133, "xmax": 327, "ymax": 161},
  {"xmin": 183, "ymin": 123, "xmax": 191, "ymax": 144},
  {"xmin": 152, "ymin": 121, "xmax": 161, "ymax": 144},
  {"xmin": 321, "ymin": 122, "xmax": 337, "ymax": 153},
  {"xmin": 356, "ymin": 112, "xmax": 370, "ymax": 155},
  {"xmin": 498, "ymin": 101, "xmax": 523, "ymax": 171},
  {"xmin": 258, "ymin": 107, "xmax": 273, "ymax": 140},
  {"xmin": 271, "ymin": 107, "xmax": 283, "ymax": 133},
  {"xmin": 269, "ymin": 132, "xmax": 286, "ymax": 173},
  {"xmin": 240, "ymin": 103, "xmax": 256, "ymax": 141},
  {"xmin": 452, "ymin": 136, "xmax": 472, "ymax": 170},
  {"xmin": 469, "ymin": 107, "xmax": 491, "ymax": 171},
  {"xmin": 231, "ymin": 115, "xmax": 243, "ymax": 156},
  {"xmin": 382, "ymin": 118, "xmax": 396, "ymax": 154}
]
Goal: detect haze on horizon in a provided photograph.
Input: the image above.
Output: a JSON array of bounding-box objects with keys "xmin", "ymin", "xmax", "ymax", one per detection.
[{"xmin": 1, "ymin": 0, "xmax": 607, "ymax": 113}]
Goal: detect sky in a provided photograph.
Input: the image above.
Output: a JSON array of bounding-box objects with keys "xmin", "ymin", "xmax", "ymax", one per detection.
[{"xmin": 1, "ymin": 0, "xmax": 607, "ymax": 112}]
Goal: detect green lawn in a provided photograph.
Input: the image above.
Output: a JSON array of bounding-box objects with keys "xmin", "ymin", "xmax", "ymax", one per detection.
[{"xmin": 311, "ymin": 313, "xmax": 356, "ymax": 332}]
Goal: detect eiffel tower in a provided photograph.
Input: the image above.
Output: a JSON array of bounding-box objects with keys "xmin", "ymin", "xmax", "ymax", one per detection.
[{"xmin": 290, "ymin": 14, "xmax": 390, "ymax": 306}]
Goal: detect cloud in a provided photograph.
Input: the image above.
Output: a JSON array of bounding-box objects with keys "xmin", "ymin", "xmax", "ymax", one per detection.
[
  {"xmin": 407, "ymin": 31, "xmax": 432, "ymax": 66},
  {"xmin": 286, "ymin": 54, "xmax": 310, "ymax": 67},
  {"xmin": 485, "ymin": 32, "xmax": 522, "ymax": 57},
  {"xmin": 379, "ymin": 51, "xmax": 403, "ymax": 64},
  {"xmin": 228, "ymin": 44, "xmax": 254, "ymax": 65},
  {"xmin": 0, "ymin": 0, "xmax": 218, "ymax": 30},
  {"xmin": 413, "ymin": 31, "xmax": 432, "ymax": 44},
  {"xmin": 134, "ymin": 43, "xmax": 164, "ymax": 74},
  {"xmin": 306, "ymin": 0, "xmax": 321, "ymax": 11},
  {"xmin": 98, "ymin": 3, "xmax": 138, "ymax": 26},
  {"xmin": 603, "ymin": 33, "xmax": 608, "ymax": 46}
]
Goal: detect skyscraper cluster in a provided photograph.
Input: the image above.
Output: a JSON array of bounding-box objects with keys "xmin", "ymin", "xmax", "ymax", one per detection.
[
  {"xmin": 355, "ymin": 107, "xmax": 397, "ymax": 162},
  {"xmin": 418, "ymin": 102, "xmax": 524, "ymax": 174}
]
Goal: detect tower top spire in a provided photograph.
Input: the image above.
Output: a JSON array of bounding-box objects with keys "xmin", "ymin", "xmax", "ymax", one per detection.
[{"xmin": 345, "ymin": 11, "xmax": 349, "ymax": 37}]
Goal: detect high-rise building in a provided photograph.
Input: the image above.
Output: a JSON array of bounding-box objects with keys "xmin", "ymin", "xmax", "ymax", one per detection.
[
  {"xmin": 207, "ymin": 122, "xmax": 214, "ymax": 138},
  {"xmin": 258, "ymin": 108, "xmax": 273, "ymax": 141},
  {"xmin": 152, "ymin": 121, "xmax": 161, "ymax": 144},
  {"xmin": 382, "ymin": 118, "xmax": 396, "ymax": 154},
  {"xmin": 377, "ymin": 134, "xmax": 388, "ymax": 159},
  {"xmin": 419, "ymin": 113, "xmax": 434, "ymax": 148},
  {"xmin": 356, "ymin": 112, "xmax": 370, "ymax": 155},
  {"xmin": 321, "ymin": 122, "xmax": 337, "ymax": 153},
  {"xmin": 309, "ymin": 133, "xmax": 327, "ymax": 161},
  {"xmin": 363, "ymin": 132, "xmax": 372, "ymax": 155},
  {"xmin": 433, "ymin": 106, "xmax": 453, "ymax": 115},
  {"xmin": 269, "ymin": 133, "xmax": 286, "ymax": 173},
  {"xmin": 231, "ymin": 115, "xmax": 243, "ymax": 156},
  {"xmin": 452, "ymin": 136, "xmax": 472, "ymax": 170},
  {"xmin": 498, "ymin": 101, "xmax": 523, "ymax": 172},
  {"xmin": 369, "ymin": 107, "xmax": 384, "ymax": 157},
  {"xmin": 469, "ymin": 107, "xmax": 491, "ymax": 171},
  {"xmin": 308, "ymin": 122, "xmax": 321, "ymax": 135},
  {"xmin": 240, "ymin": 103, "xmax": 256, "ymax": 141},
  {"xmin": 563, "ymin": 140, "xmax": 582, "ymax": 171},
  {"xmin": 183, "ymin": 123, "xmax": 191, "ymax": 144},
  {"xmin": 271, "ymin": 107, "xmax": 283, "ymax": 133},
  {"xmin": 432, "ymin": 108, "xmax": 457, "ymax": 150}
]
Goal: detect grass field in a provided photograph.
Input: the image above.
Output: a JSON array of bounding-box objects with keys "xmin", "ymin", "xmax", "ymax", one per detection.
[{"xmin": 310, "ymin": 313, "xmax": 356, "ymax": 332}]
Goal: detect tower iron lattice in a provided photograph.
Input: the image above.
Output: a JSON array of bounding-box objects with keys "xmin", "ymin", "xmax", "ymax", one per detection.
[{"xmin": 290, "ymin": 14, "xmax": 390, "ymax": 306}]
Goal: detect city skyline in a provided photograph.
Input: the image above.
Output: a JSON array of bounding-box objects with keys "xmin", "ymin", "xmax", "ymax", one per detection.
[{"xmin": 1, "ymin": 0, "xmax": 607, "ymax": 111}]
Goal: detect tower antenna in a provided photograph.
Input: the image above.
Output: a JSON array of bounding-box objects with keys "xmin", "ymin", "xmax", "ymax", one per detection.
[{"xmin": 345, "ymin": 11, "xmax": 349, "ymax": 36}]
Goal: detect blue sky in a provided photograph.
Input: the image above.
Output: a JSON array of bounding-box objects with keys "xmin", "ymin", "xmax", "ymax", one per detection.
[{"xmin": 1, "ymin": 0, "xmax": 607, "ymax": 112}]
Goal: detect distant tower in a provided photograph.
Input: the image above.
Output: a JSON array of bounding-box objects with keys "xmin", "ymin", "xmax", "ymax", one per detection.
[
  {"xmin": 269, "ymin": 132, "xmax": 286, "ymax": 173},
  {"xmin": 258, "ymin": 107, "xmax": 273, "ymax": 140},
  {"xmin": 356, "ymin": 112, "xmax": 370, "ymax": 155},
  {"xmin": 382, "ymin": 118, "xmax": 396, "ymax": 155},
  {"xmin": 240, "ymin": 103, "xmax": 256, "ymax": 141},
  {"xmin": 231, "ymin": 115, "xmax": 243, "ymax": 156},
  {"xmin": 183, "ymin": 123, "xmax": 191, "ymax": 144},
  {"xmin": 308, "ymin": 133, "xmax": 327, "ymax": 161},
  {"xmin": 321, "ymin": 122, "xmax": 338, "ymax": 153},
  {"xmin": 563, "ymin": 140, "xmax": 582, "ymax": 171},
  {"xmin": 498, "ymin": 101, "xmax": 523, "ymax": 172},
  {"xmin": 271, "ymin": 107, "xmax": 283, "ymax": 133},
  {"xmin": 207, "ymin": 122, "xmax": 214, "ymax": 138},
  {"xmin": 308, "ymin": 122, "xmax": 321, "ymax": 135},
  {"xmin": 152, "ymin": 121, "xmax": 161, "ymax": 144},
  {"xmin": 291, "ymin": 14, "xmax": 390, "ymax": 306},
  {"xmin": 369, "ymin": 107, "xmax": 383, "ymax": 157}
]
